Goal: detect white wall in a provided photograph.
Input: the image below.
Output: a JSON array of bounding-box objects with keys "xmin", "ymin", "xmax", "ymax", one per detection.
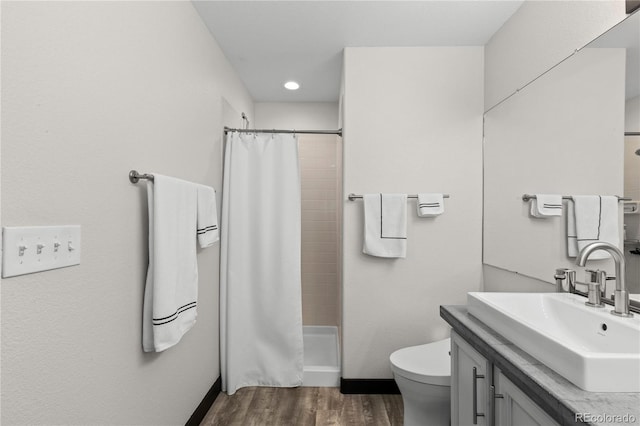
[
  {"xmin": 0, "ymin": 1, "xmax": 3, "ymax": 420},
  {"xmin": 485, "ymin": 0, "xmax": 625, "ymax": 110},
  {"xmin": 1, "ymin": 2, "xmax": 252, "ymax": 424},
  {"xmin": 254, "ymin": 102, "xmax": 339, "ymax": 129},
  {"xmin": 483, "ymin": 265, "xmax": 555, "ymax": 293},
  {"xmin": 483, "ymin": 48, "xmax": 625, "ymax": 287},
  {"xmin": 626, "ymin": 96, "xmax": 640, "ymax": 132},
  {"xmin": 341, "ymin": 47, "xmax": 484, "ymax": 378}
]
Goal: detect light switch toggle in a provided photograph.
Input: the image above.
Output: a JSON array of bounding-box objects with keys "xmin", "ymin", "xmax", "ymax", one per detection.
[{"xmin": 2, "ymin": 225, "xmax": 81, "ymax": 278}]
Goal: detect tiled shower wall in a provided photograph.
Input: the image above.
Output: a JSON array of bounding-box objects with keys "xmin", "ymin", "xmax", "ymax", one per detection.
[{"xmin": 299, "ymin": 134, "xmax": 341, "ymax": 325}]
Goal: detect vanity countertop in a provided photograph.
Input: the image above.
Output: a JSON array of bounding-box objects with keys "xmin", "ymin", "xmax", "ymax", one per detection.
[{"xmin": 441, "ymin": 305, "xmax": 640, "ymax": 426}]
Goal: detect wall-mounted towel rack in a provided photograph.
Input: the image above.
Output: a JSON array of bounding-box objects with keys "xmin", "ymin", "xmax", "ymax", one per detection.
[
  {"xmin": 348, "ymin": 193, "xmax": 450, "ymax": 201},
  {"xmin": 522, "ymin": 194, "xmax": 631, "ymax": 202},
  {"xmin": 129, "ymin": 170, "xmax": 154, "ymax": 184}
]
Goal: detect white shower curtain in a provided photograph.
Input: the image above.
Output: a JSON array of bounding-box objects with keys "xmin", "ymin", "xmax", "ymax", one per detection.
[{"xmin": 220, "ymin": 131, "xmax": 303, "ymax": 395}]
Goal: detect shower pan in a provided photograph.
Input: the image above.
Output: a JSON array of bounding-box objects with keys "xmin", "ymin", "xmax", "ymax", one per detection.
[{"xmin": 302, "ymin": 326, "xmax": 340, "ymax": 387}]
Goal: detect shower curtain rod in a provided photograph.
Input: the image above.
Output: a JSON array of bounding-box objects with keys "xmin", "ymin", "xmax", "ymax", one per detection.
[{"xmin": 224, "ymin": 126, "xmax": 342, "ymax": 137}]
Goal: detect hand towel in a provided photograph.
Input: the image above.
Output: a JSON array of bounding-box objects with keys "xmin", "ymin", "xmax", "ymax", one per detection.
[
  {"xmin": 363, "ymin": 193, "xmax": 407, "ymax": 258},
  {"xmin": 143, "ymin": 174, "xmax": 199, "ymax": 352},
  {"xmin": 416, "ymin": 193, "xmax": 444, "ymax": 217},
  {"xmin": 530, "ymin": 194, "xmax": 563, "ymax": 218},
  {"xmin": 567, "ymin": 195, "xmax": 619, "ymax": 260},
  {"xmin": 197, "ymin": 185, "xmax": 219, "ymax": 248}
]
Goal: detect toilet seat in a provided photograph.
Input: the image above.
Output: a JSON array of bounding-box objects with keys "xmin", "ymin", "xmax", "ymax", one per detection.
[{"xmin": 390, "ymin": 338, "xmax": 451, "ymax": 386}]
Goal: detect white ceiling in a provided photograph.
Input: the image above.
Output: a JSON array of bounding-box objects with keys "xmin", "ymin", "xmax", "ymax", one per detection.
[{"xmin": 192, "ymin": 1, "xmax": 524, "ymax": 102}]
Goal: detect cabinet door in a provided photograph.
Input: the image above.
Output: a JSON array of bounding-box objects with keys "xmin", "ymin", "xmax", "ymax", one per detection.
[
  {"xmin": 493, "ymin": 368, "xmax": 559, "ymax": 426},
  {"xmin": 451, "ymin": 331, "xmax": 492, "ymax": 426}
]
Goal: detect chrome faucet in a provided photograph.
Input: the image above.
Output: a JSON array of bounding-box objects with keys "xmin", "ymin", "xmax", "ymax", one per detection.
[
  {"xmin": 576, "ymin": 242, "xmax": 633, "ymax": 318},
  {"xmin": 555, "ymin": 267, "xmax": 605, "ymax": 308}
]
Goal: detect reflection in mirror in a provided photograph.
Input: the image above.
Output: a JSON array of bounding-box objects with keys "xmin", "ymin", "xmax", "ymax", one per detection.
[
  {"xmin": 580, "ymin": 12, "xmax": 639, "ymax": 292},
  {"xmin": 483, "ymin": 12, "xmax": 639, "ymax": 293}
]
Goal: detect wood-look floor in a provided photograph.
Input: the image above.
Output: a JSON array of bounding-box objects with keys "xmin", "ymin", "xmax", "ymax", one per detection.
[{"xmin": 201, "ymin": 387, "xmax": 404, "ymax": 426}]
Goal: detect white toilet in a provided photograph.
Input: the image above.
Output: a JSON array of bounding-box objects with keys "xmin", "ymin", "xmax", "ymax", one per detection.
[{"xmin": 390, "ymin": 338, "xmax": 451, "ymax": 426}]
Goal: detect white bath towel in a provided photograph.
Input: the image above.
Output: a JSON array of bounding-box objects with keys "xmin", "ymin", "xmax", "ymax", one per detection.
[
  {"xmin": 197, "ymin": 185, "xmax": 219, "ymax": 248},
  {"xmin": 416, "ymin": 193, "xmax": 444, "ymax": 217},
  {"xmin": 363, "ymin": 193, "xmax": 407, "ymax": 258},
  {"xmin": 567, "ymin": 195, "xmax": 619, "ymax": 260},
  {"xmin": 530, "ymin": 194, "xmax": 563, "ymax": 218},
  {"xmin": 143, "ymin": 174, "xmax": 199, "ymax": 352}
]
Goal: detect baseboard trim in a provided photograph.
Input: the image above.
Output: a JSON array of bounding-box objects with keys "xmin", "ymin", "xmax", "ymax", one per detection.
[
  {"xmin": 340, "ymin": 378, "xmax": 400, "ymax": 394},
  {"xmin": 185, "ymin": 376, "xmax": 222, "ymax": 426}
]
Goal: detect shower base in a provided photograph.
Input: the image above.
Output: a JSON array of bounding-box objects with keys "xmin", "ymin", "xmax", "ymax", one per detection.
[{"xmin": 302, "ymin": 326, "xmax": 340, "ymax": 387}]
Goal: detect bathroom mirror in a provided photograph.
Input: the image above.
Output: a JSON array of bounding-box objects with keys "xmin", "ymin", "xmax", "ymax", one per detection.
[{"xmin": 483, "ymin": 12, "xmax": 640, "ymax": 292}]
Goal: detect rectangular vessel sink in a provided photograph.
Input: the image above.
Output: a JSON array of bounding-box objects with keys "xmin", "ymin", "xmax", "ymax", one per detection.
[{"xmin": 467, "ymin": 292, "xmax": 640, "ymax": 392}]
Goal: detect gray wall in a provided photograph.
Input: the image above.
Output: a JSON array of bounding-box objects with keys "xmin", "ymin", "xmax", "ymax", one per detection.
[{"xmin": 1, "ymin": 2, "xmax": 252, "ymax": 424}]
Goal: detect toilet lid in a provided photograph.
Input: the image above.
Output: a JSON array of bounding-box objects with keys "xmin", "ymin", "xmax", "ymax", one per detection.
[{"xmin": 390, "ymin": 338, "xmax": 451, "ymax": 386}]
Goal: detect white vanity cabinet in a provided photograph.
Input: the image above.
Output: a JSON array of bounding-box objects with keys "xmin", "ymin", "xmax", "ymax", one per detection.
[
  {"xmin": 451, "ymin": 331, "xmax": 559, "ymax": 426},
  {"xmin": 451, "ymin": 331, "xmax": 492, "ymax": 425},
  {"xmin": 493, "ymin": 368, "xmax": 559, "ymax": 426}
]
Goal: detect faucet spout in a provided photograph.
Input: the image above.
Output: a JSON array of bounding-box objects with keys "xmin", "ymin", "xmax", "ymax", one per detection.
[{"xmin": 576, "ymin": 242, "xmax": 632, "ymax": 317}]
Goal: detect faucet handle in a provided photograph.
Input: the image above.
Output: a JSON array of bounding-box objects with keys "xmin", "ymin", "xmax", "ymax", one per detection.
[
  {"xmin": 585, "ymin": 269, "xmax": 598, "ymax": 283},
  {"xmin": 583, "ymin": 269, "xmax": 605, "ymax": 307},
  {"xmin": 585, "ymin": 269, "xmax": 607, "ymax": 287},
  {"xmin": 554, "ymin": 268, "xmax": 576, "ymax": 292},
  {"xmin": 585, "ymin": 282, "xmax": 605, "ymax": 308}
]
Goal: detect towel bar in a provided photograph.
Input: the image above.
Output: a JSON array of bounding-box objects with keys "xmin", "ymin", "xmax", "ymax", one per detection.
[
  {"xmin": 129, "ymin": 170, "xmax": 154, "ymax": 184},
  {"xmin": 522, "ymin": 194, "xmax": 631, "ymax": 202},
  {"xmin": 348, "ymin": 193, "xmax": 450, "ymax": 201}
]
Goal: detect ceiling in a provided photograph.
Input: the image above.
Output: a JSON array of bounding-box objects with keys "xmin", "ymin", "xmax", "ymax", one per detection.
[{"xmin": 192, "ymin": 1, "xmax": 524, "ymax": 103}]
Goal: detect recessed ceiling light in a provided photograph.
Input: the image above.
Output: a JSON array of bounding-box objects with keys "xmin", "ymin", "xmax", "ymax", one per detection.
[{"xmin": 284, "ymin": 81, "xmax": 300, "ymax": 91}]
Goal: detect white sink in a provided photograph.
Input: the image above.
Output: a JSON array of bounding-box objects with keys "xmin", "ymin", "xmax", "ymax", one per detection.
[{"xmin": 467, "ymin": 292, "xmax": 640, "ymax": 392}]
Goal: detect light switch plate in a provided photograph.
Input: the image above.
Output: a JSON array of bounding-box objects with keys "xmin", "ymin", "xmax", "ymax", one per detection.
[{"xmin": 2, "ymin": 225, "xmax": 81, "ymax": 278}]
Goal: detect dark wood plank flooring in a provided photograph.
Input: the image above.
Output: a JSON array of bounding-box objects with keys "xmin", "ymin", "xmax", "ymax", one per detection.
[{"xmin": 201, "ymin": 387, "xmax": 404, "ymax": 426}]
